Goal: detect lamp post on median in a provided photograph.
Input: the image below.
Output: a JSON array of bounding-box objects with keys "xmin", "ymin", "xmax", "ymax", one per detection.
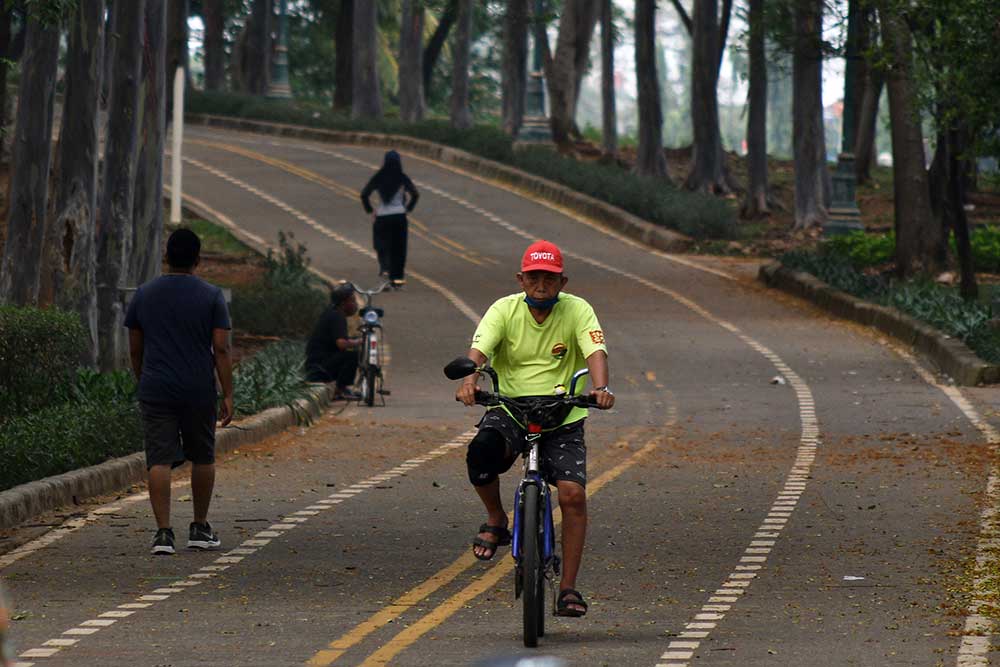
[
  {"xmin": 824, "ymin": 0, "xmax": 864, "ymax": 236},
  {"xmin": 517, "ymin": 0, "xmax": 552, "ymax": 143},
  {"xmin": 267, "ymin": 0, "xmax": 292, "ymax": 99}
]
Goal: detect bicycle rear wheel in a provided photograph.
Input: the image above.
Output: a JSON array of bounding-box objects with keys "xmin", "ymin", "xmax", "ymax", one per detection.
[{"xmin": 521, "ymin": 484, "xmax": 541, "ymax": 648}]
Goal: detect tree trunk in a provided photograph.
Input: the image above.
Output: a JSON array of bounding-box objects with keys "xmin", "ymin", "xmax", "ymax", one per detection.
[
  {"xmin": 878, "ymin": 5, "xmax": 943, "ymax": 277},
  {"xmin": 716, "ymin": 0, "xmax": 733, "ymax": 73},
  {"xmin": 948, "ymin": 128, "xmax": 977, "ymax": 299},
  {"xmin": 791, "ymin": 0, "xmax": 830, "ymax": 229},
  {"xmin": 501, "ymin": 0, "xmax": 529, "ymax": 136},
  {"xmin": 854, "ymin": 66, "xmax": 883, "ymax": 184},
  {"xmin": 741, "ymin": 0, "xmax": 768, "ymax": 218},
  {"xmin": 449, "ymin": 0, "xmax": 473, "ymax": 129},
  {"xmin": 131, "ymin": 0, "xmax": 167, "ymax": 289},
  {"xmin": 203, "ymin": 0, "xmax": 226, "ymax": 91},
  {"xmin": 685, "ymin": 0, "xmax": 735, "ymax": 193},
  {"xmin": 102, "ymin": 1, "xmax": 116, "ymax": 108},
  {"xmin": 399, "ymin": 0, "xmax": 425, "ymax": 122},
  {"xmin": 423, "ymin": 0, "xmax": 457, "ymax": 97},
  {"xmin": 0, "ymin": 15, "xmax": 59, "ymax": 306},
  {"xmin": 333, "ymin": 0, "xmax": 353, "ymax": 111},
  {"xmin": 600, "ymin": 0, "xmax": 616, "ymax": 158},
  {"xmin": 38, "ymin": 0, "xmax": 103, "ymax": 365},
  {"xmin": 246, "ymin": 0, "xmax": 271, "ymax": 96},
  {"xmin": 166, "ymin": 0, "xmax": 189, "ymax": 91},
  {"xmin": 634, "ymin": 0, "xmax": 669, "ymax": 180},
  {"xmin": 548, "ymin": 0, "xmax": 590, "ymax": 147},
  {"xmin": 96, "ymin": 0, "xmax": 144, "ymax": 371},
  {"xmin": 351, "ymin": 0, "xmax": 381, "ymax": 119},
  {"xmin": 570, "ymin": 0, "xmax": 600, "ymax": 135},
  {"xmin": 0, "ymin": 7, "xmax": 14, "ymax": 156}
]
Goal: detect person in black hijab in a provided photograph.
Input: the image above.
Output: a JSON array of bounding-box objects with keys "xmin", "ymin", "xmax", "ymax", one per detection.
[{"xmin": 360, "ymin": 150, "xmax": 419, "ymax": 288}]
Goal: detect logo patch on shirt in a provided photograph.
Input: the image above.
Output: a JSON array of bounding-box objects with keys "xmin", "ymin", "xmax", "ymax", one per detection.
[
  {"xmin": 473, "ymin": 333, "xmax": 482, "ymax": 343},
  {"xmin": 551, "ymin": 343, "xmax": 568, "ymax": 359},
  {"xmin": 589, "ymin": 330, "xmax": 605, "ymax": 345}
]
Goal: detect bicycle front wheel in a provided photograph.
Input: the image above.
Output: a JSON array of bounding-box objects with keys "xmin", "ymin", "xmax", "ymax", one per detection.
[
  {"xmin": 521, "ymin": 483, "xmax": 542, "ymax": 648},
  {"xmin": 362, "ymin": 366, "xmax": 377, "ymax": 406}
]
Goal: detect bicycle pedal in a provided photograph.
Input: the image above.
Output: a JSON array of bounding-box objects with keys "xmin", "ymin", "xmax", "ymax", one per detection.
[
  {"xmin": 552, "ymin": 555, "xmax": 561, "ymax": 576},
  {"xmin": 378, "ymin": 389, "xmax": 392, "ymax": 395}
]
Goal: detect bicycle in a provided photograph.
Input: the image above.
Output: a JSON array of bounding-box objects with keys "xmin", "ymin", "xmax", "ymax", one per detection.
[
  {"xmin": 444, "ymin": 357, "xmax": 600, "ymax": 648},
  {"xmin": 355, "ymin": 282, "xmax": 391, "ymax": 407}
]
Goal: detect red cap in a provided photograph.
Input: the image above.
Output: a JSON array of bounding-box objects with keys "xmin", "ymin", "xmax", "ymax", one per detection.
[{"xmin": 520, "ymin": 240, "xmax": 564, "ymax": 273}]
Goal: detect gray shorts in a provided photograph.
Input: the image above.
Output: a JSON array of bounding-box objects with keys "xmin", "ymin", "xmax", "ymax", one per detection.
[
  {"xmin": 139, "ymin": 401, "xmax": 217, "ymax": 469},
  {"xmin": 479, "ymin": 409, "xmax": 588, "ymax": 487}
]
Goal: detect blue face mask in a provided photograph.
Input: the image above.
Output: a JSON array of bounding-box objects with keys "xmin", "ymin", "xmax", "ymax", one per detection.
[{"xmin": 524, "ymin": 295, "xmax": 560, "ymax": 310}]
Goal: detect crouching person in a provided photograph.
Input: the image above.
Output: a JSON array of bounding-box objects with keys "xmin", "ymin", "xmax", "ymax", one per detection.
[{"xmin": 305, "ymin": 283, "xmax": 362, "ymax": 400}]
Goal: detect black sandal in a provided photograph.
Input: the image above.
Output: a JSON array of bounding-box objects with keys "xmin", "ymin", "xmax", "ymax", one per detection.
[
  {"xmin": 556, "ymin": 589, "xmax": 588, "ymax": 617},
  {"xmin": 471, "ymin": 523, "xmax": 511, "ymax": 561}
]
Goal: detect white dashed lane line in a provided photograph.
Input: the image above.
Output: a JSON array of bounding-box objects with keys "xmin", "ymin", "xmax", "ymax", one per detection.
[{"xmin": 10, "ymin": 430, "xmax": 476, "ymax": 664}]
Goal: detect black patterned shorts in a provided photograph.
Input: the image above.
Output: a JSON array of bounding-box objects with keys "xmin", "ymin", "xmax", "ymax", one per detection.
[{"xmin": 478, "ymin": 409, "xmax": 587, "ymax": 487}]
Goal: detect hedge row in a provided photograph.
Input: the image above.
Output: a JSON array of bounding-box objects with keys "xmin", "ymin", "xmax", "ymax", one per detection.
[
  {"xmin": 0, "ymin": 306, "xmax": 85, "ymax": 421},
  {"xmin": 186, "ymin": 91, "xmax": 736, "ymax": 240},
  {"xmin": 0, "ymin": 398, "xmax": 141, "ymax": 491}
]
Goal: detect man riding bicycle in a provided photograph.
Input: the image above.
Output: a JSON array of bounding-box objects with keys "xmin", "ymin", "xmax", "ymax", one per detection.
[{"xmin": 456, "ymin": 240, "xmax": 614, "ymax": 618}]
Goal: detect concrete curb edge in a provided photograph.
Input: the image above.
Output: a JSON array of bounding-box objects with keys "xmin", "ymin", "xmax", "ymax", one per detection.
[
  {"xmin": 0, "ymin": 386, "xmax": 335, "ymax": 533},
  {"xmin": 184, "ymin": 114, "xmax": 693, "ymax": 253},
  {"xmin": 758, "ymin": 262, "xmax": 1000, "ymax": 386}
]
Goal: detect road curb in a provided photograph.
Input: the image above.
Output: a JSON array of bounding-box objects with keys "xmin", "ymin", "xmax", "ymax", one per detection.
[
  {"xmin": 184, "ymin": 113, "xmax": 692, "ymax": 254},
  {"xmin": 758, "ymin": 262, "xmax": 1000, "ymax": 386},
  {"xmin": 0, "ymin": 385, "xmax": 334, "ymax": 533}
]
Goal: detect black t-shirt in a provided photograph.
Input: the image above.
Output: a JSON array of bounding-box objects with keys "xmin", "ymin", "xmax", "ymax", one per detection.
[
  {"xmin": 124, "ymin": 274, "xmax": 231, "ymax": 405},
  {"xmin": 306, "ymin": 306, "xmax": 349, "ymax": 369}
]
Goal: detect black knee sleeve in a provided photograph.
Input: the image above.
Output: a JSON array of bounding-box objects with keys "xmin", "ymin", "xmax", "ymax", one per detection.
[{"xmin": 466, "ymin": 429, "xmax": 507, "ymax": 487}]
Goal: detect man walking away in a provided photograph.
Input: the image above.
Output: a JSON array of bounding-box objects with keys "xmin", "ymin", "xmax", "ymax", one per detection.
[
  {"xmin": 305, "ymin": 282, "xmax": 362, "ymax": 400},
  {"xmin": 126, "ymin": 228, "xmax": 233, "ymax": 555}
]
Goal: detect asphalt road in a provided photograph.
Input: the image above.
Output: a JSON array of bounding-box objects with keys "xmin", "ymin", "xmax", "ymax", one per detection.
[{"xmin": 2, "ymin": 127, "xmax": 998, "ymax": 667}]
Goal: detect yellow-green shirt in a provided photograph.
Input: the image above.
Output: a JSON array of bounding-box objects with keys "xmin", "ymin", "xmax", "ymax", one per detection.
[{"xmin": 471, "ymin": 292, "xmax": 607, "ymax": 427}]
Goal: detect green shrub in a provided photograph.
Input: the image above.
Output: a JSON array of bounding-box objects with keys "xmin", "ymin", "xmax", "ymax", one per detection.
[
  {"xmin": 231, "ymin": 232, "xmax": 329, "ymax": 337},
  {"xmin": 231, "ymin": 282, "xmax": 327, "ymax": 337},
  {"xmin": 187, "ymin": 91, "xmax": 736, "ymax": 239},
  {"xmin": 0, "ymin": 306, "xmax": 86, "ymax": 421},
  {"xmin": 824, "ymin": 231, "xmax": 895, "ymax": 268},
  {"xmin": 967, "ymin": 225, "xmax": 1000, "ymax": 273},
  {"xmin": 0, "ymin": 398, "xmax": 142, "ymax": 492},
  {"xmin": 781, "ymin": 249, "xmax": 1000, "ymax": 363},
  {"xmin": 59, "ymin": 368, "xmax": 137, "ymax": 406},
  {"xmin": 233, "ymin": 340, "xmax": 313, "ymax": 416},
  {"xmin": 510, "ymin": 146, "xmax": 735, "ymax": 239}
]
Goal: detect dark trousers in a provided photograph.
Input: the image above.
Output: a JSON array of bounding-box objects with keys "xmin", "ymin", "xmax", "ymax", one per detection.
[
  {"xmin": 305, "ymin": 349, "xmax": 358, "ymax": 387},
  {"xmin": 373, "ymin": 214, "xmax": 408, "ymax": 281}
]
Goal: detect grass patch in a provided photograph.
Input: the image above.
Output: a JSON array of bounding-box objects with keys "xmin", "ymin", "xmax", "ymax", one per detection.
[{"xmin": 181, "ymin": 219, "xmax": 254, "ymax": 256}]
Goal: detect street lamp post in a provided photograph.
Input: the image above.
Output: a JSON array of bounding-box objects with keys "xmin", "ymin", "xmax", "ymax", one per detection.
[
  {"xmin": 824, "ymin": 0, "xmax": 864, "ymax": 236},
  {"xmin": 267, "ymin": 0, "xmax": 292, "ymax": 99},
  {"xmin": 517, "ymin": 0, "xmax": 552, "ymax": 143}
]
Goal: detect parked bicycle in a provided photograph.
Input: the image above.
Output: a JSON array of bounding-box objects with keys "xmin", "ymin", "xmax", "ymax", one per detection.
[
  {"xmin": 355, "ymin": 282, "xmax": 391, "ymax": 406},
  {"xmin": 444, "ymin": 357, "xmax": 602, "ymax": 648}
]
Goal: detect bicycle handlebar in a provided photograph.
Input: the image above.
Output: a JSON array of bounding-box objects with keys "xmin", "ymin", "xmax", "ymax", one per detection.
[{"xmin": 468, "ymin": 389, "xmax": 601, "ymax": 409}]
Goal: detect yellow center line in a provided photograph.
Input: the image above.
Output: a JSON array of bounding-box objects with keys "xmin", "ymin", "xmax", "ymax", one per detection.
[
  {"xmin": 303, "ymin": 426, "xmax": 656, "ymax": 666},
  {"xmin": 187, "ymin": 139, "xmax": 487, "ymax": 268},
  {"xmin": 357, "ymin": 431, "xmax": 669, "ymax": 666}
]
